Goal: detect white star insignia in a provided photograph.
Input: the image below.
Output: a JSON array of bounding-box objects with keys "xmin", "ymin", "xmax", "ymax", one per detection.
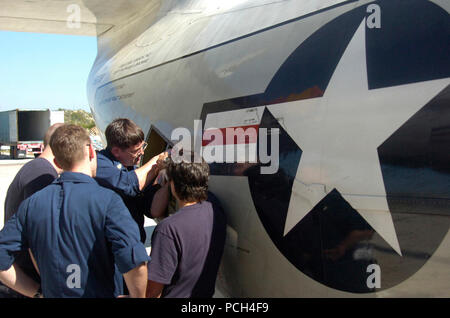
[{"xmin": 266, "ymin": 18, "xmax": 450, "ymax": 256}]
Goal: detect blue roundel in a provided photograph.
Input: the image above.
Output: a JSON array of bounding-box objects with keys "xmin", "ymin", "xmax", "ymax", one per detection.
[{"xmin": 202, "ymin": 0, "xmax": 450, "ymax": 293}]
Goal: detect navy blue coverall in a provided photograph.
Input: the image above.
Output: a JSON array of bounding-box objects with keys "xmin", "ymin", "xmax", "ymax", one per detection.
[{"xmin": 95, "ymin": 149, "xmax": 160, "ymax": 243}]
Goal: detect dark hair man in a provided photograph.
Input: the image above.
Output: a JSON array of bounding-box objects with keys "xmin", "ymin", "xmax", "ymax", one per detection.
[
  {"xmin": 95, "ymin": 118, "xmax": 169, "ymax": 243},
  {"xmin": 146, "ymin": 153, "xmax": 227, "ymax": 298},
  {"xmin": 1, "ymin": 122, "xmax": 63, "ymax": 297},
  {"xmin": 0, "ymin": 125, "xmax": 148, "ymax": 297}
]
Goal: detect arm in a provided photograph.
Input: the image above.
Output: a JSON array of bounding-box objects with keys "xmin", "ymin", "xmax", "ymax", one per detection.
[
  {"xmin": 146, "ymin": 228, "xmax": 178, "ymax": 298},
  {"xmin": 123, "ymin": 262, "xmax": 148, "ymax": 298},
  {"xmin": 0, "ymin": 202, "xmax": 35, "ymax": 296},
  {"xmin": 105, "ymin": 193, "xmax": 150, "ymax": 295},
  {"xmin": 134, "ymin": 153, "xmax": 168, "ymax": 191},
  {"xmin": 0, "ymin": 263, "xmax": 40, "ymax": 298},
  {"xmin": 146, "ymin": 280, "xmax": 164, "ymax": 298},
  {"xmin": 150, "ymin": 183, "xmax": 170, "ymax": 219},
  {"xmin": 96, "ymin": 151, "xmax": 168, "ymax": 196},
  {"xmin": 134, "ymin": 159, "xmax": 159, "ymax": 191}
]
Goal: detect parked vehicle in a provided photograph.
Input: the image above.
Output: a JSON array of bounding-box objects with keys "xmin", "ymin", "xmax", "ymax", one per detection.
[{"xmin": 0, "ymin": 109, "xmax": 64, "ymax": 159}]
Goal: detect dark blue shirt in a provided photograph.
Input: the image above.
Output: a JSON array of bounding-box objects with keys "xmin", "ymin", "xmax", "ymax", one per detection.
[
  {"xmin": 3, "ymin": 157, "xmax": 58, "ymax": 283},
  {"xmin": 0, "ymin": 172, "xmax": 149, "ymax": 298},
  {"xmin": 95, "ymin": 149, "xmax": 159, "ymax": 242},
  {"xmin": 4, "ymin": 157, "xmax": 58, "ymax": 223},
  {"xmin": 95, "ymin": 149, "xmax": 141, "ymax": 197},
  {"xmin": 148, "ymin": 194, "xmax": 226, "ymax": 298}
]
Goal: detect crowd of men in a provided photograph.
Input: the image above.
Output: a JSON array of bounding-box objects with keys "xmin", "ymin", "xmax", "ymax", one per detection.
[{"xmin": 0, "ymin": 118, "xmax": 226, "ymax": 298}]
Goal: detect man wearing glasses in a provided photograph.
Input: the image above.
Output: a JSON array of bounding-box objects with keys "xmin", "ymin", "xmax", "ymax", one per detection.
[{"xmin": 95, "ymin": 118, "xmax": 169, "ymax": 243}]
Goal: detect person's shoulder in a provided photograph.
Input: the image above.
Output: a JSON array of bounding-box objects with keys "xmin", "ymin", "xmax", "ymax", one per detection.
[
  {"xmin": 57, "ymin": 173, "xmax": 117, "ymax": 199},
  {"xmin": 96, "ymin": 149, "xmax": 112, "ymax": 163},
  {"xmin": 84, "ymin": 179, "xmax": 118, "ymax": 198},
  {"xmin": 96, "ymin": 149, "xmax": 107, "ymax": 157},
  {"xmin": 154, "ymin": 210, "xmax": 186, "ymax": 236},
  {"xmin": 18, "ymin": 158, "xmax": 36, "ymax": 170},
  {"xmin": 165, "ymin": 202, "xmax": 214, "ymax": 226},
  {"xmin": 17, "ymin": 158, "xmax": 55, "ymax": 179},
  {"xmin": 29, "ymin": 157, "xmax": 54, "ymax": 170},
  {"xmin": 72, "ymin": 180, "xmax": 125, "ymax": 214},
  {"xmin": 23, "ymin": 180, "xmax": 59, "ymax": 205},
  {"xmin": 198, "ymin": 200, "xmax": 214, "ymax": 213},
  {"xmin": 156, "ymin": 212, "xmax": 178, "ymax": 227},
  {"xmin": 96, "ymin": 150, "xmax": 125, "ymax": 175}
]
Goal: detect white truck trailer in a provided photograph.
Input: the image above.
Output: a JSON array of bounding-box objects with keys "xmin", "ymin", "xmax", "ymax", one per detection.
[{"xmin": 0, "ymin": 109, "xmax": 64, "ymax": 159}]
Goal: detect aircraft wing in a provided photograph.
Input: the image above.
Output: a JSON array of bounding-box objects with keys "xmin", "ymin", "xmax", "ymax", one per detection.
[{"xmin": 0, "ymin": 0, "xmax": 159, "ymax": 36}]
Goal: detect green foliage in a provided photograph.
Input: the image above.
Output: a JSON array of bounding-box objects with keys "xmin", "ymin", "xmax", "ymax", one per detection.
[{"xmin": 63, "ymin": 109, "xmax": 96, "ymax": 130}]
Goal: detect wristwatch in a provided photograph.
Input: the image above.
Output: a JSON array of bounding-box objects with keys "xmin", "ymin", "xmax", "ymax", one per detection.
[{"xmin": 33, "ymin": 286, "xmax": 42, "ymax": 298}]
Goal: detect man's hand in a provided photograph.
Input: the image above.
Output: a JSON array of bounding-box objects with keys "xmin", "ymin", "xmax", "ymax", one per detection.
[
  {"xmin": 135, "ymin": 151, "xmax": 169, "ymax": 191},
  {"xmin": 150, "ymin": 183, "xmax": 170, "ymax": 219},
  {"xmin": 148, "ymin": 152, "xmax": 169, "ymax": 167}
]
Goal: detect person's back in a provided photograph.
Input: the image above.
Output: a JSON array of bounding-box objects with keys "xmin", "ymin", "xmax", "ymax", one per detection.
[
  {"xmin": 4, "ymin": 158, "xmax": 57, "ymax": 224},
  {"xmin": 1, "ymin": 124, "xmax": 62, "ymax": 297},
  {"xmin": 14, "ymin": 173, "xmax": 132, "ymax": 297},
  {"xmin": 151, "ymin": 199, "xmax": 225, "ymax": 297},
  {"xmin": 4, "ymin": 123, "xmax": 63, "ymax": 224},
  {"xmin": 146, "ymin": 154, "xmax": 226, "ymax": 298}
]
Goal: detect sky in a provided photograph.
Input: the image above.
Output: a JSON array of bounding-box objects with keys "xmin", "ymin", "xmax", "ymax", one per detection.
[{"xmin": 0, "ymin": 31, "xmax": 97, "ymax": 112}]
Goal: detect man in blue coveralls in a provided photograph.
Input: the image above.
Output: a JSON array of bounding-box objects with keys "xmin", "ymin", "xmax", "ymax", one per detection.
[
  {"xmin": 0, "ymin": 124, "xmax": 149, "ymax": 297},
  {"xmin": 95, "ymin": 118, "xmax": 169, "ymax": 243}
]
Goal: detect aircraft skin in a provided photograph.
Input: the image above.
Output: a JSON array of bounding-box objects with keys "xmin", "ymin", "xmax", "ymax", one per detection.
[{"xmin": 2, "ymin": 0, "xmax": 449, "ymax": 297}]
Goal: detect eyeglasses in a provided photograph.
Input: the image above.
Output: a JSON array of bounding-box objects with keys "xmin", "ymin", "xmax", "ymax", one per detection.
[{"xmin": 126, "ymin": 142, "xmax": 148, "ymax": 157}]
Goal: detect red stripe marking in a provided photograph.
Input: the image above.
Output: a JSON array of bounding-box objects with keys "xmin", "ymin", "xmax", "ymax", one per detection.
[{"xmin": 202, "ymin": 124, "xmax": 259, "ymax": 146}]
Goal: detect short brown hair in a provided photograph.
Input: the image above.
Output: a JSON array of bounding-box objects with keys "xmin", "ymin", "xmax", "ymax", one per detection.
[
  {"xmin": 50, "ymin": 124, "xmax": 90, "ymax": 170},
  {"xmin": 167, "ymin": 153, "xmax": 209, "ymax": 203},
  {"xmin": 105, "ymin": 118, "xmax": 144, "ymax": 149},
  {"xmin": 44, "ymin": 123, "xmax": 65, "ymax": 147}
]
